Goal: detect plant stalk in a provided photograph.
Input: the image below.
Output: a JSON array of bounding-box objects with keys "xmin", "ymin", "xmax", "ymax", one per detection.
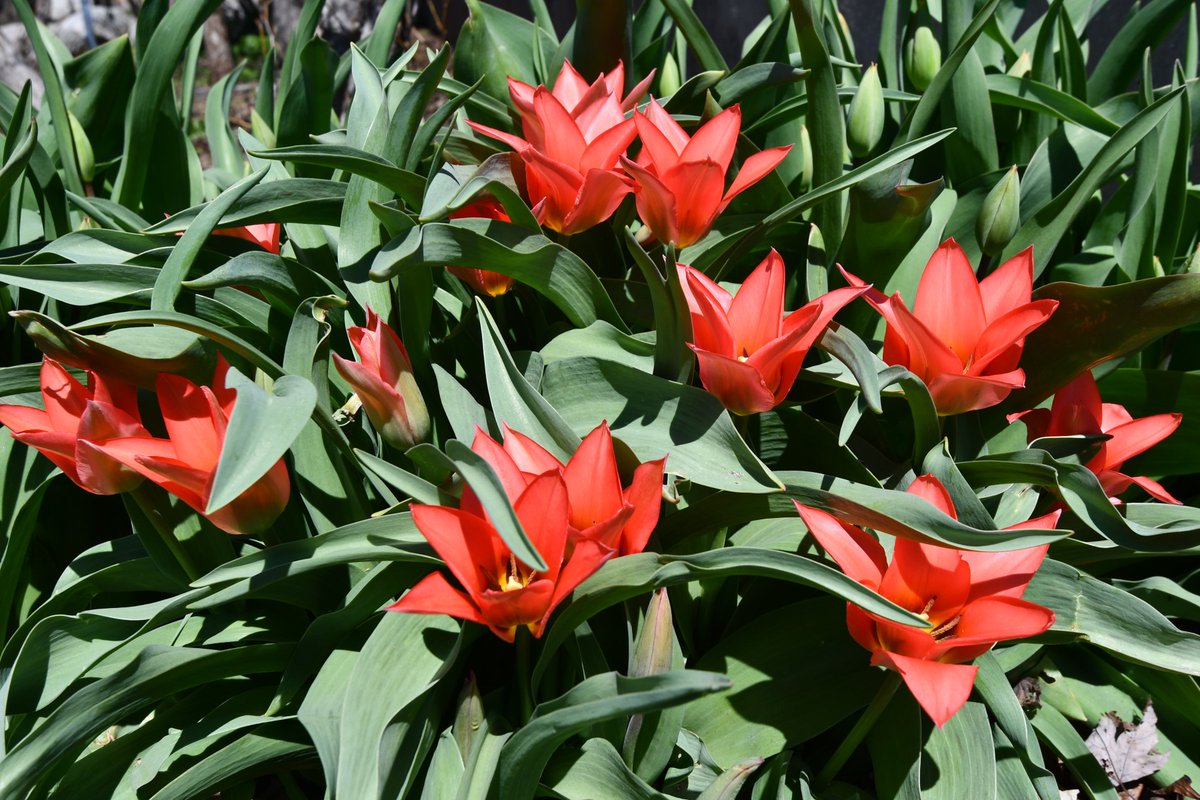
[{"xmin": 817, "ymin": 670, "xmax": 902, "ymax": 786}]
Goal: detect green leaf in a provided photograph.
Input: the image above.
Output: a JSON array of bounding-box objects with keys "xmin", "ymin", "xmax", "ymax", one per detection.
[
  {"xmin": 151, "ymin": 168, "xmax": 268, "ymax": 312},
  {"xmin": 1000, "ymin": 87, "xmax": 1185, "ymax": 276},
  {"xmin": 660, "ymin": 0, "xmax": 728, "ymax": 73},
  {"xmin": 685, "ymin": 597, "xmax": 886, "ymax": 765},
  {"xmin": 543, "ymin": 738, "xmax": 670, "ymax": 800},
  {"xmin": 540, "ymin": 356, "xmax": 782, "ymax": 493},
  {"xmin": 0, "ymin": 119, "xmax": 36, "ymax": 206},
  {"xmin": 206, "ymin": 367, "xmax": 317, "ymax": 514},
  {"xmin": 250, "ymin": 144, "xmax": 425, "ymax": 207},
  {"xmin": 1008, "ymin": 274, "xmax": 1200, "ymax": 407},
  {"xmin": 986, "ymin": 74, "xmax": 1120, "ymax": 135},
  {"xmin": 454, "ymin": 0, "xmax": 558, "ymax": 102},
  {"xmin": 148, "ymin": 178, "xmax": 347, "ymax": 232},
  {"xmin": 1026, "ymin": 559, "xmax": 1200, "ymax": 675},
  {"xmin": 1029, "ymin": 703, "xmax": 1123, "ymax": 800},
  {"xmin": 0, "ymin": 261, "xmax": 156, "ymax": 306},
  {"xmin": 493, "ymin": 671, "xmax": 732, "ymax": 800},
  {"xmin": 1087, "ymin": 0, "xmax": 1192, "ymax": 103},
  {"xmin": 371, "ymin": 220, "xmax": 624, "ymax": 329},
  {"xmin": 205, "ymin": 63, "xmax": 248, "ymax": 178}
]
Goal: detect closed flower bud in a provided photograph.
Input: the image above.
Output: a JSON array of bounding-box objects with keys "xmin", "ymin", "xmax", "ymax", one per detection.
[
  {"xmin": 905, "ymin": 26, "xmax": 942, "ymax": 92},
  {"xmin": 798, "ymin": 124, "xmax": 814, "ymax": 192},
  {"xmin": 1008, "ymin": 50, "xmax": 1033, "ymax": 78},
  {"xmin": 333, "ymin": 308, "xmax": 430, "ymax": 451},
  {"xmin": 658, "ymin": 53, "xmax": 682, "ymax": 97},
  {"xmin": 847, "ymin": 64, "xmax": 884, "ymax": 159},
  {"xmin": 976, "ymin": 165, "xmax": 1021, "ymax": 257}
]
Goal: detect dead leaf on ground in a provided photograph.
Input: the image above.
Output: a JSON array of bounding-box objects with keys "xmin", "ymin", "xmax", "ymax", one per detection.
[{"xmin": 1085, "ymin": 702, "xmax": 1170, "ymax": 788}]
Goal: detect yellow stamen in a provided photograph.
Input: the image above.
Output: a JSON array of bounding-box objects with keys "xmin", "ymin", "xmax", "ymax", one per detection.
[{"xmin": 929, "ymin": 615, "xmax": 961, "ymax": 639}]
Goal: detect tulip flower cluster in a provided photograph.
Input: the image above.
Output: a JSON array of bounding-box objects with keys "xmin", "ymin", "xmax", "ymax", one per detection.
[
  {"xmin": 797, "ymin": 476, "xmax": 1059, "ymax": 726},
  {"xmin": 0, "ymin": 356, "xmax": 291, "ymax": 535},
  {"xmin": 392, "ymin": 423, "xmax": 664, "ymax": 641},
  {"xmin": 470, "ymin": 60, "xmax": 789, "ymax": 248}
]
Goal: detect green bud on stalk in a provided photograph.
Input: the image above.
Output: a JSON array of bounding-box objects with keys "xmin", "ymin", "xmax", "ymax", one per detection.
[
  {"xmin": 904, "ymin": 26, "xmax": 941, "ymax": 91},
  {"xmin": 1008, "ymin": 50, "xmax": 1033, "ymax": 78},
  {"xmin": 658, "ymin": 53, "xmax": 682, "ymax": 97},
  {"xmin": 847, "ymin": 64, "xmax": 884, "ymax": 159},
  {"xmin": 976, "ymin": 165, "xmax": 1022, "ymax": 257},
  {"xmin": 798, "ymin": 124, "xmax": 814, "ymax": 192}
]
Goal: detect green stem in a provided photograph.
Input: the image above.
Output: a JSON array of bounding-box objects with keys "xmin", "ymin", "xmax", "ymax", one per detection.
[
  {"xmin": 817, "ymin": 671, "xmax": 902, "ymax": 786},
  {"xmin": 130, "ymin": 485, "xmax": 202, "ymax": 582},
  {"xmin": 515, "ymin": 626, "xmax": 535, "ymax": 724}
]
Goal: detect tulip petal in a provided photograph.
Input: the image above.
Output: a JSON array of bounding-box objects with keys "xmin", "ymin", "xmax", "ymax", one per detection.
[
  {"xmin": 721, "ymin": 146, "xmax": 791, "ymax": 206},
  {"xmin": 875, "ymin": 651, "xmax": 978, "ymax": 727},
  {"xmin": 680, "ymin": 105, "xmax": 741, "ymax": 172},
  {"xmin": 508, "ymin": 76, "xmax": 538, "ymax": 116},
  {"xmin": 10, "ymin": 430, "xmax": 82, "ymax": 484},
  {"xmin": 863, "ymin": 290, "xmax": 963, "ymax": 381},
  {"xmin": 926, "ymin": 370, "xmax": 1026, "ymax": 416},
  {"xmin": 466, "ymin": 121, "xmax": 531, "ymax": 154},
  {"xmin": 156, "ymin": 375, "xmax": 225, "ymax": 470},
  {"xmin": 207, "ymin": 459, "xmax": 290, "ymax": 535},
  {"xmin": 1101, "ymin": 413, "xmax": 1182, "ymax": 471},
  {"xmin": 410, "ymin": 504, "xmax": 504, "ymax": 597},
  {"xmin": 477, "ymin": 579, "xmax": 556, "ymax": 638},
  {"xmin": 634, "ymin": 109, "xmax": 685, "ymax": 170},
  {"xmin": 621, "ymin": 70, "xmax": 655, "ymax": 112},
  {"xmin": 620, "ymin": 457, "xmax": 666, "ymax": 555},
  {"xmin": 744, "ymin": 305, "xmax": 820, "ymax": 404},
  {"xmin": 689, "ymin": 347, "xmax": 777, "ymax": 415},
  {"xmin": 501, "ymin": 424, "xmax": 563, "ymax": 476},
  {"xmin": 644, "ymin": 99, "xmax": 690, "ymax": 154},
  {"xmin": 883, "ymin": 540, "xmax": 970, "ymax": 622},
  {"xmin": 533, "ymin": 88, "xmax": 588, "ymax": 167},
  {"xmin": 562, "ymin": 423, "xmax": 624, "ymax": 532},
  {"xmin": 551, "ymin": 61, "xmax": 590, "ymax": 111},
  {"xmin": 513, "ymin": 471, "xmax": 570, "ymax": 578},
  {"xmin": 905, "ymin": 475, "xmax": 956, "ymax": 518},
  {"xmin": 727, "ymin": 250, "xmax": 786, "ymax": 356},
  {"xmin": 546, "ymin": 537, "xmax": 614, "ymax": 617},
  {"xmin": 40, "ymin": 359, "xmax": 88, "ymax": 432},
  {"xmin": 978, "ymin": 246, "xmax": 1034, "ymax": 324},
  {"xmin": 0, "ymin": 403, "xmax": 51, "ymax": 435},
  {"xmin": 561, "ymin": 168, "xmax": 632, "ymax": 235},
  {"xmin": 969, "ymin": 300, "xmax": 1059, "ymax": 375},
  {"xmin": 795, "ymin": 501, "xmax": 887, "ymax": 587},
  {"xmin": 661, "ymin": 158, "xmax": 725, "ymax": 247},
  {"xmin": 959, "ymin": 544, "xmax": 1049, "ymax": 601},
  {"xmin": 621, "ymin": 155, "xmax": 680, "ymax": 245},
  {"xmin": 939, "ymin": 595, "xmax": 1054, "ymax": 651},
  {"xmin": 846, "ymin": 604, "xmax": 881, "ymax": 653},
  {"xmin": 682, "ymin": 267, "xmax": 736, "ymax": 355},
  {"xmin": 389, "ymin": 572, "xmax": 488, "ymax": 626},
  {"xmin": 579, "ymin": 117, "xmax": 637, "ymax": 172},
  {"xmin": 913, "ymin": 239, "xmax": 986, "ymax": 366},
  {"xmin": 1124, "ymin": 474, "xmax": 1182, "ymax": 505},
  {"xmin": 1042, "ymin": 373, "xmax": 1104, "ymax": 437}
]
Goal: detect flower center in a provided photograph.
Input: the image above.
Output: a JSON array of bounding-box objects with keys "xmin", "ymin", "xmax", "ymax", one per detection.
[
  {"xmin": 929, "ymin": 615, "xmax": 961, "ymax": 640},
  {"xmin": 497, "ymin": 554, "xmax": 533, "ymax": 592}
]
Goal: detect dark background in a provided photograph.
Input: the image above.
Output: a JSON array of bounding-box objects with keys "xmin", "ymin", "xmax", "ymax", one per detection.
[{"xmin": 441, "ymin": 0, "xmax": 1197, "ymax": 79}]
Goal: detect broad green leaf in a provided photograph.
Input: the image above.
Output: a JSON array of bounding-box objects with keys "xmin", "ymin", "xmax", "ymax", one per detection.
[
  {"xmin": 685, "ymin": 597, "xmax": 885, "ymax": 765},
  {"xmin": 371, "ymin": 220, "xmax": 624, "ymax": 329},
  {"xmin": 204, "ymin": 63, "xmax": 247, "ymax": 179},
  {"xmin": 1026, "ymin": 559, "xmax": 1200, "ymax": 675},
  {"xmin": 921, "ymin": 702, "xmax": 997, "ymax": 799},
  {"xmin": 0, "ymin": 261, "xmax": 156, "ymax": 305},
  {"xmin": 540, "ymin": 356, "xmax": 782, "ymax": 493},
  {"xmin": 986, "ymin": 74, "xmax": 1120, "ymax": 135},
  {"xmin": 206, "ymin": 367, "xmax": 317, "ymax": 513},
  {"xmin": 0, "ymin": 119, "xmax": 36, "ymax": 205},
  {"xmin": 1087, "ymin": 0, "xmax": 1192, "ymax": 102},
  {"xmin": 660, "ymin": 0, "xmax": 727, "ymax": 72},
  {"xmin": 1009, "ymin": 275, "xmax": 1200, "ymax": 407},
  {"xmin": 454, "ymin": 0, "xmax": 557, "ymax": 101},
  {"xmin": 148, "ymin": 178, "xmax": 347, "ymax": 232},
  {"xmin": 1029, "ymin": 704, "xmax": 1122, "ymax": 800},
  {"xmin": 251, "ymin": 144, "xmax": 425, "ymax": 207},
  {"xmin": 543, "ymin": 738, "xmax": 670, "ymax": 800},
  {"xmin": 493, "ymin": 671, "xmax": 732, "ymax": 800},
  {"xmin": 147, "ymin": 722, "xmax": 314, "ymax": 800}
]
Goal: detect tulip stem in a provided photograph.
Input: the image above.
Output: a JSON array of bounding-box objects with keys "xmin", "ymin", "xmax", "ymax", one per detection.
[
  {"xmin": 816, "ymin": 671, "xmax": 902, "ymax": 787},
  {"xmin": 129, "ymin": 486, "xmax": 202, "ymax": 583},
  {"xmin": 515, "ymin": 627, "xmax": 535, "ymax": 724}
]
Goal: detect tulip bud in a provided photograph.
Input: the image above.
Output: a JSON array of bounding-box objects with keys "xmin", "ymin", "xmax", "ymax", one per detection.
[
  {"xmin": 847, "ymin": 64, "xmax": 884, "ymax": 159},
  {"xmin": 1008, "ymin": 50, "xmax": 1033, "ymax": 78},
  {"xmin": 623, "ymin": 588, "xmax": 680, "ymax": 778},
  {"xmin": 453, "ymin": 673, "xmax": 485, "ymax": 759},
  {"xmin": 976, "ymin": 165, "xmax": 1021, "ymax": 257},
  {"xmin": 904, "ymin": 26, "xmax": 942, "ymax": 92},
  {"xmin": 333, "ymin": 308, "xmax": 431, "ymax": 451},
  {"xmin": 658, "ymin": 53, "xmax": 682, "ymax": 97},
  {"xmin": 798, "ymin": 124, "xmax": 814, "ymax": 192}
]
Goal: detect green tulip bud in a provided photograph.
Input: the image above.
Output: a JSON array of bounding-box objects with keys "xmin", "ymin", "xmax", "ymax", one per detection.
[
  {"xmin": 658, "ymin": 53, "xmax": 682, "ymax": 97},
  {"xmin": 1008, "ymin": 50, "xmax": 1033, "ymax": 78},
  {"xmin": 452, "ymin": 673, "xmax": 485, "ymax": 759},
  {"xmin": 847, "ymin": 63, "xmax": 884, "ymax": 159},
  {"xmin": 623, "ymin": 588, "xmax": 679, "ymax": 774},
  {"xmin": 798, "ymin": 124, "xmax": 814, "ymax": 193},
  {"xmin": 976, "ymin": 165, "xmax": 1022, "ymax": 257},
  {"xmin": 904, "ymin": 26, "xmax": 942, "ymax": 92}
]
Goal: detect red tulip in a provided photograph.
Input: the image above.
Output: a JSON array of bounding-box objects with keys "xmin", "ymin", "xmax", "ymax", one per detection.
[
  {"xmin": 391, "ymin": 421, "xmax": 663, "ymax": 641},
  {"xmin": 447, "ymin": 199, "xmax": 516, "ymax": 297},
  {"xmin": 843, "ymin": 239, "xmax": 1059, "ymax": 416},
  {"xmin": 679, "ymin": 251, "xmax": 866, "ymax": 415},
  {"xmin": 491, "ymin": 422, "xmax": 666, "ymax": 556},
  {"xmin": 0, "ymin": 358, "xmax": 149, "ymax": 494},
  {"xmin": 795, "ymin": 476, "xmax": 1058, "ymax": 727},
  {"xmin": 214, "ymin": 223, "xmax": 281, "ymax": 254},
  {"xmin": 619, "ymin": 101, "xmax": 791, "ymax": 247},
  {"xmin": 96, "ymin": 356, "xmax": 291, "ymax": 534},
  {"xmin": 468, "ymin": 60, "xmax": 652, "ymax": 235},
  {"xmin": 1011, "ymin": 372, "xmax": 1182, "ymax": 504},
  {"xmin": 332, "ymin": 307, "xmax": 430, "ymax": 450}
]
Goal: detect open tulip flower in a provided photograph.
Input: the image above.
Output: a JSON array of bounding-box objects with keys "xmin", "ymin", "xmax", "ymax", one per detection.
[
  {"xmin": 333, "ymin": 307, "xmax": 430, "ymax": 451},
  {"xmin": 0, "ymin": 358, "xmax": 149, "ymax": 495},
  {"xmin": 96, "ymin": 356, "xmax": 291, "ymax": 535},
  {"xmin": 680, "ymin": 251, "xmax": 866, "ymax": 415},
  {"xmin": 447, "ymin": 199, "xmax": 516, "ymax": 297},
  {"xmin": 620, "ymin": 101, "xmax": 791, "ymax": 248},
  {"xmin": 1012, "ymin": 372, "xmax": 1182, "ymax": 504},
  {"xmin": 468, "ymin": 60, "xmax": 650, "ymax": 235},
  {"xmin": 795, "ymin": 476, "xmax": 1058, "ymax": 727},
  {"xmin": 392, "ymin": 421, "xmax": 663, "ymax": 640},
  {"xmin": 844, "ymin": 239, "xmax": 1059, "ymax": 416}
]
